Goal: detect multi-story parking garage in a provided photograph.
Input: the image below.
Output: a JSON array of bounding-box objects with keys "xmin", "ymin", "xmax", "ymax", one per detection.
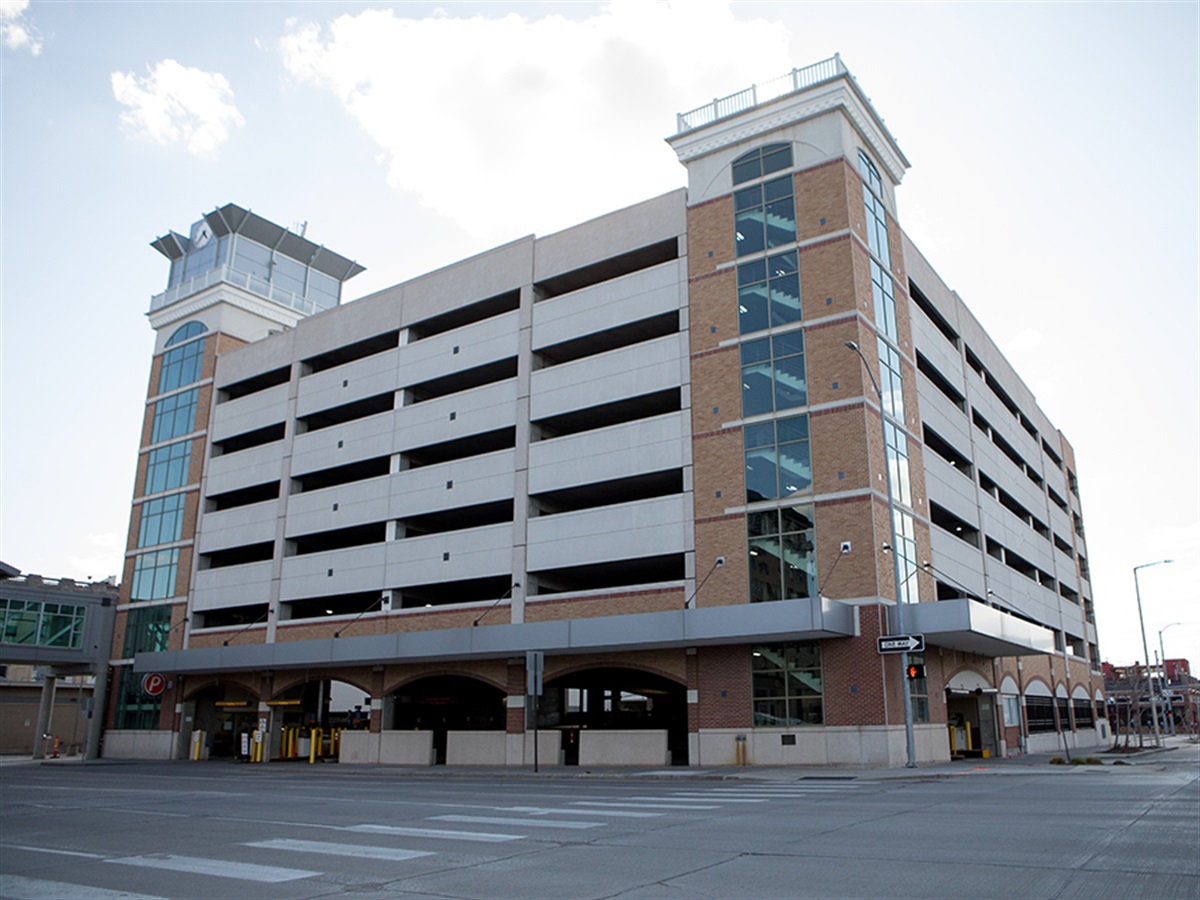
[{"xmin": 105, "ymin": 57, "xmax": 1106, "ymax": 767}]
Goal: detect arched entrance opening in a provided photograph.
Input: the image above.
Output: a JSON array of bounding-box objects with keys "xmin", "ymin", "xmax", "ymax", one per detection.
[
  {"xmin": 538, "ymin": 667, "xmax": 687, "ymax": 765},
  {"xmin": 391, "ymin": 675, "xmax": 506, "ymax": 765},
  {"xmin": 271, "ymin": 678, "xmax": 372, "ymax": 761},
  {"xmin": 189, "ymin": 683, "xmax": 258, "ymax": 759},
  {"xmin": 945, "ymin": 669, "xmax": 998, "ymax": 759}
]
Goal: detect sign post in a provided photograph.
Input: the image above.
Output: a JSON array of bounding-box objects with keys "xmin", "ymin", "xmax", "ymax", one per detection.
[{"xmin": 526, "ymin": 651, "xmax": 544, "ymax": 773}]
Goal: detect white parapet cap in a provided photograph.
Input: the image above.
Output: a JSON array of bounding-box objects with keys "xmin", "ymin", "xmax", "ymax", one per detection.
[{"xmin": 668, "ymin": 55, "xmax": 910, "ymax": 186}]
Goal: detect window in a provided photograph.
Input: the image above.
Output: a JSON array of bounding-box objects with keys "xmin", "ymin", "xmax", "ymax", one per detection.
[
  {"xmin": 877, "ymin": 338, "xmax": 905, "ymax": 423},
  {"xmin": 150, "ymin": 388, "xmax": 198, "ymax": 443},
  {"xmin": 1002, "ymin": 694, "xmax": 1021, "ymax": 728},
  {"xmin": 747, "ymin": 505, "xmax": 816, "ymax": 602},
  {"xmin": 884, "ymin": 421, "xmax": 912, "ymax": 508},
  {"xmin": 165, "ymin": 322, "xmax": 207, "ymax": 347},
  {"xmin": 871, "ymin": 260, "xmax": 897, "ymax": 342},
  {"xmin": 892, "ymin": 509, "xmax": 919, "ymax": 605},
  {"xmin": 1073, "ymin": 698, "xmax": 1095, "ymax": 728},
  {"xmin": 744, "ymin": 415, "xmax": 811, "ymax": 503},
  {"xmin": 113, "ymin": 665, "xmax": 161, "ymax": 730},
  {"xmin": 130, "ymin": 549, "xmax": 179, "ymax": 602},
  {"xmin": 732, "ymin": 143, "xmax": 793, "ymax": 186},
  {"xmin": 859, "ymin": 151, "xmax": 890, "ymax": 268},
  {"xmin": 158, "ymin": 337, "xmax": 204, "ymax": 393},
  {"xmin": 145, "ymin": 441, "xmax": 192, "ymax": 494},
  {"xmin": 1025, "ymin": 696, "xmax": 1056, "ymax": 733},
  {"xmin": 233, "ymin": 237, "xmax": 272, "ymax": 282},
  {"xmin": 735, "ymin": 176, "xmax": 796, "ymax": 257},
  {"xmin": 737, "ymin": 251, "xmax": 800, "ymax": 334},
  {"xmin": 0, "ymin": 599, "xmax": 84, "ymax": 649},
  {"xmin": 752, "ymin": 641, "xmax": 822, "ymax": 726},
  {"xmin": 122, "ymin": 604, "xmax": 172, "ymax": 657},
  {"xmin": 741, "ymin": 331, "xmax": 806, "ymax": 417},
  {"xmin": 137, "ymin": 493, "xmax": 186, "ymax": 548}
]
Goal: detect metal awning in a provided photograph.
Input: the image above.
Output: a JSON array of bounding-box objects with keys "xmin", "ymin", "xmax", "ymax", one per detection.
[
  {"xmin": 134, "ymin": 597, "xmax": 858, "ymax": 675},
  {"xmin": 902, "ymin": 599, "xmax": 1055, "ymax": 658}
]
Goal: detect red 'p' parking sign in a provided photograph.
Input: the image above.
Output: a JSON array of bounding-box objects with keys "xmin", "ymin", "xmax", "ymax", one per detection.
[{"xmin": 141, "ymin": 672, "xmax": 167, "ymax": 696}]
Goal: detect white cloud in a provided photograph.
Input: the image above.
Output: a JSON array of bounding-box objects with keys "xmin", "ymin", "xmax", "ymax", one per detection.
[
  {"xmin": 1002, "ymin": 327, "xmax": 1045, "ymax": 356},
  {"xmin": 1, "ymin": 0, "xmax": 42, "ymax": 55},
  {"xmin": 280, "ymin": 1, "xmax": 793, "ymax": 242},
  {"xmin": 67, "ymin": 532, "xmax": 123, "ymax": 584},
  {"xmin": 111, "ymin": 59, "xmax": 245, "ymax": 158}
]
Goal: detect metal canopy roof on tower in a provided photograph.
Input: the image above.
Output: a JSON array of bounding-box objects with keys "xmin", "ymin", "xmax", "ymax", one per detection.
[{"xmin": 150, "ymin": 203, "xmax": 365, "ymax": 282}]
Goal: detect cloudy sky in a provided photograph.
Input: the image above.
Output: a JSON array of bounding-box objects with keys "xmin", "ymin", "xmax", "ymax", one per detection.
[{"xmin": 1, "ymin": 1, "xmax": 1196, "ymax": 669}]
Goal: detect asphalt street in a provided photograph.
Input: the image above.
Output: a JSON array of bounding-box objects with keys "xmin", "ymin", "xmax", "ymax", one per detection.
[{"xmin": 1, "ymin": 739, "xmax": 1196, "ymax": 899}]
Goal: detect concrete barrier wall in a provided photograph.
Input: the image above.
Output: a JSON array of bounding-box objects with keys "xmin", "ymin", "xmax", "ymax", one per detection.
[
  {"xmin": 380, "ymin": 730, "xmax": 434, "ymax": 765},
  {"xmin": 339, "ymin": 731, "xmax": 435, "ymax": 765},
  {"xmin": 578, "ymin": 729, "xmax": 669, "ymax": 766},
  {"xmin": 695, "ymin": 725, "xmax": 950, "ymax": 767},
  {"xmin": 506, "ymin": 730, "xmax": 563, "ymax": 766},
  {"xmin": 446, "ymin": 730, "xmax": 506, "ymax": 765},
  {"xmin": 102, "ymin": 730, "xmax": 176, "ymax": 760}
]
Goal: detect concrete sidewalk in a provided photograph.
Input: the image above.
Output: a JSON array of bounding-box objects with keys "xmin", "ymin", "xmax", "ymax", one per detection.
[{"xmin": 5, "ymin": 734, "xmax": 1190, "ymax": 779}]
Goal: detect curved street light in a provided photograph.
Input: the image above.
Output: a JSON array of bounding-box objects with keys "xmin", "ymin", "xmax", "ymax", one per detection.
[{"xmin": 1134, "ymin": 560, "xmax": 1172, "ymax": 747}]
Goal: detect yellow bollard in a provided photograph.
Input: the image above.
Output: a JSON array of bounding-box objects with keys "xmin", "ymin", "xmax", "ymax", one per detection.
[{"xmin": 309, "ymin": 727, "xmax": 321, "ymax": 764}]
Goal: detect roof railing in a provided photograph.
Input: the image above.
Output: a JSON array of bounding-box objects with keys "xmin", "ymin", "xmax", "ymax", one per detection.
[
  {"xmin": 676, "ymin": 55, "xmax": 848, "ymax": 135},
  {"xmin": 149, "ymin": 264, "xmax": 324, "ymax": 316}
]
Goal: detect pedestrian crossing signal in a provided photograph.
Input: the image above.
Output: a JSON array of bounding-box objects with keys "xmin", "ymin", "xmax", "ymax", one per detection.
[{"xmin": 906, "ymin": 663, "xmax": 925, "ymax": 680}]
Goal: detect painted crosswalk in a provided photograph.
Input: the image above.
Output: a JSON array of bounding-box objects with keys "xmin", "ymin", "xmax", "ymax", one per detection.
[
  {"xmin": 244, "ymin": 838, "xmax": 433, "ymax": 861},
  {"xmin": 1, "ymin": 780, "xmax": 871, "ymax": 898},
  {"xmin": 105, "ymin": 854, "xmax": 322, "ymax": 883}
]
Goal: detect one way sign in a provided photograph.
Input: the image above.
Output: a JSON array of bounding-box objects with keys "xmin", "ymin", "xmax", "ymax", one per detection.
[{"xmin": 877, "ymin": 634, "xmax": 925, "ymax": 654}]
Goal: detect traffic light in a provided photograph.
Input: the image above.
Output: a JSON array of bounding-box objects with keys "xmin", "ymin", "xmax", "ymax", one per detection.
[{"xmin": 906, "ymin": 663, "xmax": 925, "ymax": 680}]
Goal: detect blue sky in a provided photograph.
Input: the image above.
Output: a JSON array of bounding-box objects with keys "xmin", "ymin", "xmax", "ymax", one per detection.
[{"xmin": 1, "ymin": 1, "xmax": 1196, "ymax": 669}]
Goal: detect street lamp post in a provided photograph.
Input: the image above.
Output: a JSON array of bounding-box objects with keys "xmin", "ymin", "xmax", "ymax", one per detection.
[
  {"xmin": 846, "ymin": 340, "xmax": 917, "ymax": 769},
  {"xmin": 1134, "ymin": 560, "xmax": 1172, "ymax": 748},
  {"xmin": 1158, "ymin": 622, "xmax": 1183, "ymax": 736}
]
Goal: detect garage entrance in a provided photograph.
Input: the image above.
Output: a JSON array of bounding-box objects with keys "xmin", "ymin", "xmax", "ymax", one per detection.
[
  {"xmin": 391, "ymin": 675, "xmax": 506, "ymax": 765},
  {"xmin": 945, "ymin": 670, "xmax": 999, "ymax": 759},
  {"xmin": 537, "ymin": 667, "xmax": 687, "ymax": 765}
]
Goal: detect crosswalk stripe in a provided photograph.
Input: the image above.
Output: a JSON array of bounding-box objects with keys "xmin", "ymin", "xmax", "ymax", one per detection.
[
  {"xmin": 244, "ymin": 838, "xmax": 433, "ymax": 862},
  {"xmin": 431, "ymin": 815, "xmax": 600, "ymax": 830},
  {"xmin": 571, "ymin": 801, "xmax": 720, "ymax": 810},
  {"xmin": 0, "ymin": 875, "xmax": 164, "ymax": 900},
  {"xmin": 662, "ymin": 794, "xmax": 768, "ymax": 802},
  {"xmin": 346, "ymin": 824, "xmax": 521, "ymax": 843},
  {"xmin": 105, "ymin": 854, "xmax": 320, "ymax": 883},
  {"xmin": 500, "ymin": 806, "xmax": 662, "ymax": 818},
  {"xmin": 3, "ymin": 844, "xmax": 105, "ymax": 858}
]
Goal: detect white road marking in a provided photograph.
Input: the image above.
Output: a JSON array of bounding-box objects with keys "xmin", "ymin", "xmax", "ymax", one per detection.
[
  {"xmin": 500, "ymin": 805, "xmax": 662, "ymax": 818},
  {"xmin": 431, "ymin": 814, "xmax": 600, "ymax": 830},
  {"xmin": 660, "ymin": 794, "xmax": 768, "ymax": 802},
  {"xmin": 570, "ymin": 801, "xmax": 721, "ymax": 810},
  {"xmin": 244, "ymin": 838, "xmax": 433, "ymax": 862},
  {"xmin": 0, "ymin": 875, "xmax": 163, "ymax": 900},
  {"xmin": 105, "ymin": 854, "xmax": 320, "ymax": 883},
  {"xmin": 346, "ymin": 824, "xmax": 521, "ymax": 843},
  {"xmin": 2, "ymin": 844, "xmax": 105, "ymax": 858}
]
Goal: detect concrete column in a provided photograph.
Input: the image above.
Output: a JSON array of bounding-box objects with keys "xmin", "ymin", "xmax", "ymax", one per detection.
[
  {"xmin": 85, "ymin": 668, "xmax": 110, "ymax": 760},
  {"xmin": 33, "ymin": 672, "xmax": 58, "ymax": 759}
]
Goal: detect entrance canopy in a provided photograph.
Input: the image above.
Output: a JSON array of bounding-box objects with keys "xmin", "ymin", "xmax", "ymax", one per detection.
[
  {"xmin": 135, "ymin": 597, "xmax": 856, "ymax": 674},
  {"xmin": 902, "ymin": 599, "xmax": 1054, "ymax": 657}
]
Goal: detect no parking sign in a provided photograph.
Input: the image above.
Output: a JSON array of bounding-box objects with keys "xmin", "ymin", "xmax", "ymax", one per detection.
[{"xmin": 141, "ymin": 672, "xmax": 167, "ymax": 697}]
